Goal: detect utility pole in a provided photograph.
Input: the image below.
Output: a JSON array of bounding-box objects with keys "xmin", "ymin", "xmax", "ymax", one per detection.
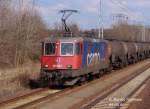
[
  {"xmin": 99, "ymin": 0, "xmax": 104, "ymax": 39},
  {"xmin": 142, "ymin": 25, "xmax": 145, "ymax": 42}
]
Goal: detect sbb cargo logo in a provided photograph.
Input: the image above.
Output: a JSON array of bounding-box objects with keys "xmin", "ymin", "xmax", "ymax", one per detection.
[{"xmin": 87, "ymin": 53, "xmax": 100, "ymax": 66}]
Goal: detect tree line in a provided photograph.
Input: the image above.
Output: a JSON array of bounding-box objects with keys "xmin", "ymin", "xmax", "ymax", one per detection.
[{"xmin": 0, "ymin": 0, "xmax": 47, "ymax": 68}]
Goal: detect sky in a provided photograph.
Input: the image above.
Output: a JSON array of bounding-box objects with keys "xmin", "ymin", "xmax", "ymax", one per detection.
[{"xmin": 36, "ymin": 0, "xmax": 150, "ymax": 29}]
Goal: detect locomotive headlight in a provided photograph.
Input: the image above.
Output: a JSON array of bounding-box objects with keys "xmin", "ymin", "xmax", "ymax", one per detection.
[
  {"xmin": 44, "ymin": 64, "xmax": 49, "ymax": 68},
  {"xmin": 67, "ymin": 65, "xmax": 72, "ymax": 69}
]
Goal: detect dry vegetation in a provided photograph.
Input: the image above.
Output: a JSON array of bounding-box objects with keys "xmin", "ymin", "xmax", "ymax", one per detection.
[
  {"xmin": 0, "ymin": 62, "xmax": 40, "ymax": 97},
  {"xmin": 0, "ymin": 0, "xmax": 47, "ymax": 97},
  {"xmin": 0, "ymin": 0, "xmax": 47, "ymax": 68},
  {"xmin": 104, "ymin": 23, "xmax": 150, "ymax": 42}
]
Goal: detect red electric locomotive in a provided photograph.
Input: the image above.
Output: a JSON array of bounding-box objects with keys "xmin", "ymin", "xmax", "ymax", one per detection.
[
  {"xmin": 41, "ymin": 37, "xmax": 83, "ymax": 70},
  {"xmin": 30, "ymin": 36, "xmax": 110, "ymax": 87}
]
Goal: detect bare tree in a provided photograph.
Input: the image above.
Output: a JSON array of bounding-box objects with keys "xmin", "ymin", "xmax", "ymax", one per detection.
[
  {"xmin": 104, "ymin": 23, "xmax": 147, "ymax": 42},
  {"xmin": 0, "ymin": 0, "xmax": 47, "ymax": 68}
]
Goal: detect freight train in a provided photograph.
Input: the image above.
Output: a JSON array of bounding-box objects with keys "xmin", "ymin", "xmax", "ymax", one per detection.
[
  {"xmin": 29, "ymin": 9, "xmax": 150, "ymax": 87},
  {"xmin": 29, "ymin": 36, "xmax": 150, "ymax": 87}
]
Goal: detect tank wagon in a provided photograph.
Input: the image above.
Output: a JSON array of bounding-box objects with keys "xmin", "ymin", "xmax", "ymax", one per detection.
[{"xmin": 30, "ymin": 37, "xmax": 150, "ymax": 87}]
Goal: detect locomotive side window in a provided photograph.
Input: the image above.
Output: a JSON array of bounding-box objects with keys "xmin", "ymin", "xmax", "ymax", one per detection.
[
  {"xmin": 44, "ymin": 43, "xmax": 56, "ymax": 55},
  {"xmin": 75, "ymin": 43, "xmax": 80, "ymax": 55},
  {"xmin": 61, "ymin": 43, "xmax": 74, "ymax": 56}
]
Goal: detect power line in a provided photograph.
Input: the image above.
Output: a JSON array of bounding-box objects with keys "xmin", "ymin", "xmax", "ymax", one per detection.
[
  {"xmin": 108, "ymin": 0, "xmax": 150, "ymax": 26},
  {"xmin": 112, "ymin": 0, "xmax": 133, "ymax": 13},
  {"xmin": 109, "ymin": 0, "xmax": 150, "ymax": 42},
  {"xmin": 109, "ymin": 0, "xmax": 135, "ymax": 18}
]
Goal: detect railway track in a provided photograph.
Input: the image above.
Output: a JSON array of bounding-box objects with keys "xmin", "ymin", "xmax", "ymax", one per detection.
[
  {"xmin": 82, "ymin": 65, "xmax": 150, "ymax": 109},
  {"xmin": 0, "ymin": 88, "xmax": 60, "ymax": 109},
  {"xmin": 0, "ymin": 59, "xmax": 150, "ymax": 109}
]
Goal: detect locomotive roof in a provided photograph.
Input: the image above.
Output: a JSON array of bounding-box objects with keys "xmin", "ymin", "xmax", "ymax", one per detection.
[{"xmin": 43, "ymin": 36, "xmax": 105, "ymax": 43}]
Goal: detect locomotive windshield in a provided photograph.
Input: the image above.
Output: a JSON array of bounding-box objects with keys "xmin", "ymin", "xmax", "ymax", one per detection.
[
  {"xmin": 44, "ymin": 43, "xmax": 56, "ymax": 55},
  {"xmin": 61, "ymin": 43, "xmax": 74, "ymax": 56}
]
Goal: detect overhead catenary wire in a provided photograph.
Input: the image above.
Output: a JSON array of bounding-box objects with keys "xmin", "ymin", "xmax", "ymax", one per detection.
[
  {"xmin": 109, "ymin": 0, "xmax": 136, "ymax": 20},
  {"xmin": 109, "ymin": 0, "xmax": 149, "ymax": 42}
]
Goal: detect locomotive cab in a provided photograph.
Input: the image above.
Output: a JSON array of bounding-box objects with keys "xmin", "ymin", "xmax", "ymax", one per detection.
[{"xmin": 41, "ymin": 38, "xmax": 82, "ymax": 71}]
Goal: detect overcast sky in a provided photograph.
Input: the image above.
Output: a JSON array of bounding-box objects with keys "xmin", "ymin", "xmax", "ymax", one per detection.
[{"xmin": 36, "ymin": 0, "xmax": 150, "ymax": 29}]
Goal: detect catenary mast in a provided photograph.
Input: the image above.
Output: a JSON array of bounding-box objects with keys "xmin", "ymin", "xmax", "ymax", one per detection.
[{"xmin": 98, "ymin": 0, "xmax": 104, "ymax": 39}]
